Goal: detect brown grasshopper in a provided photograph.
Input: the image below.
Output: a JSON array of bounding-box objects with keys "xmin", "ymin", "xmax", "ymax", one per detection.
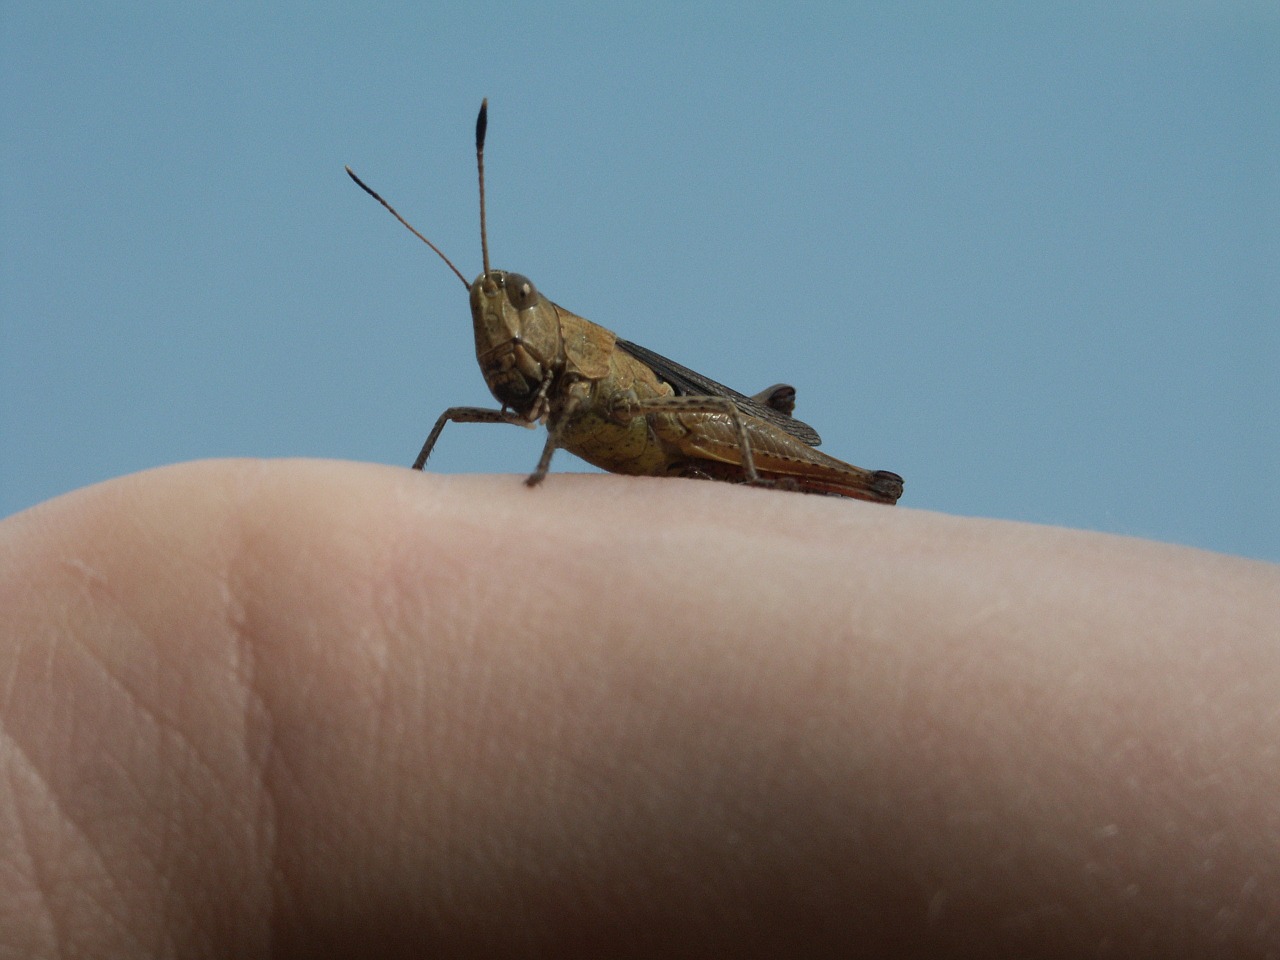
[{"xmin": 347, "ymin": 100, "xmax": 903, "ymax": 504}]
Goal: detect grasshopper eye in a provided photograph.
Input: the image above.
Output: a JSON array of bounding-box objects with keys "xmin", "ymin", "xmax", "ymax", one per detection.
[{"xmin": 504, "ymin": 273, "xmax": 538, "ymax": 311}]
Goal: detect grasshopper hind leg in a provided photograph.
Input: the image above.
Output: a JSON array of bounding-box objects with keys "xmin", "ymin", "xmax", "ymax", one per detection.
[
  {"xmin": 670, "ymin": 458, "xmax": 786, "ymax": 489},
  {"xmin": 608, "ymin": 393, "xmax": 762, "ymax": 483}
]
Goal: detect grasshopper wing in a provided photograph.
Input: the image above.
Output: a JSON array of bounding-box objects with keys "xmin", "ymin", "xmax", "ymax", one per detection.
[{"xmin": 615, "ymin": 338, "xmax": 822, "ymax": 446}]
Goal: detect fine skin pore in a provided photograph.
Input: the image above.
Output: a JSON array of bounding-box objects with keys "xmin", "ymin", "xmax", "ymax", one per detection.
[{"xmin": 1, "ymin": 460, "xmax": 1277, "ymax": 957}]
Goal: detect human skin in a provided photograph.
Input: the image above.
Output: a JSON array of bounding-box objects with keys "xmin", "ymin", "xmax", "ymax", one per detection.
[{"xmin": 1, "ymin": 459, "xmax": 1277, "ymax": 957}]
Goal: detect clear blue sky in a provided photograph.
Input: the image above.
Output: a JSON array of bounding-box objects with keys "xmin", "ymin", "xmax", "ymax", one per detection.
[{"xmin": 3, "ymin": 3, "xmax": 1277, "ymax": 561}]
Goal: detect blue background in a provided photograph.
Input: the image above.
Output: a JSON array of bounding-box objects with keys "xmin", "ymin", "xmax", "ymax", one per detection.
[{"xmin": 3, "ymin": 4, "xmax": 1277, "ymax": 561}]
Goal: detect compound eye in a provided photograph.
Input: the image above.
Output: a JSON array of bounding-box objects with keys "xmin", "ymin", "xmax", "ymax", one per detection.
[{"xmin": 504, "ymin": 273, "xmax": 538, "ymax": 311}]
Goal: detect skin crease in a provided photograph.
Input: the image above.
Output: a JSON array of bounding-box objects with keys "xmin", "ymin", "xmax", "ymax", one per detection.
[{"xmin": 0, "ymin": 460, "xmax": 1277, "ymax": 958}]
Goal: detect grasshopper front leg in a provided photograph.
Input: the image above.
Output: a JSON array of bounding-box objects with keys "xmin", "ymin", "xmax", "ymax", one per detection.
[
  {"xmin": 415, "ymin": 373, "xmax": 556, "ymax": 472},
  {"xmin": 412, "ymin": 406, "xmax": 538, "ymax": 471}
]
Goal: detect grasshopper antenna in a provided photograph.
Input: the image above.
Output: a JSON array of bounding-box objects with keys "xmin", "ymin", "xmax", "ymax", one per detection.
[
  {"xmin": 345, "ymin": 165, "xmax": 469, "ymax": 289},
  {"xmin": 476, "ymin": 98, "xmax": 490, "ymax": 277}
]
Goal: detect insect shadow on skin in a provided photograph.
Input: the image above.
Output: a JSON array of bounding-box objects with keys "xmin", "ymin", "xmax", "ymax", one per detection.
[{"xmin": 347, "ymin": 100, "xmax": 903, "ymax": 504}]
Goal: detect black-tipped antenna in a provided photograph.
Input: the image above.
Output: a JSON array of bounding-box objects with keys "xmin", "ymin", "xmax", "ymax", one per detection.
[
  {"xmin": 345, "ymin": 165, "xmax": 469, "ymax": 289},
  {"xmin": 476, "ymin": 99, "xmax": 490, "ymax": 277}
]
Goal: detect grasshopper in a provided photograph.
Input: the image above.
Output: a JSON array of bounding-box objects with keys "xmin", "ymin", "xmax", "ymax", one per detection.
[{"xmin": 347, "ymin": 100, "xmax": 903, "ymax": 504}]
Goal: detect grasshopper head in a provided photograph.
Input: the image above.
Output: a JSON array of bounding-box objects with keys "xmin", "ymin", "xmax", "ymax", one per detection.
[{"xmin": 469, "ymin": 269, "xmax": 563, "ymax": 413}]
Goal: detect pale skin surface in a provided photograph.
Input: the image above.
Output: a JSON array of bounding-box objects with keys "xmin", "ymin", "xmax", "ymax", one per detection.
[{"xmin": 1, "ymin": 460, "xmax": 1277, "ymax": 958}]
